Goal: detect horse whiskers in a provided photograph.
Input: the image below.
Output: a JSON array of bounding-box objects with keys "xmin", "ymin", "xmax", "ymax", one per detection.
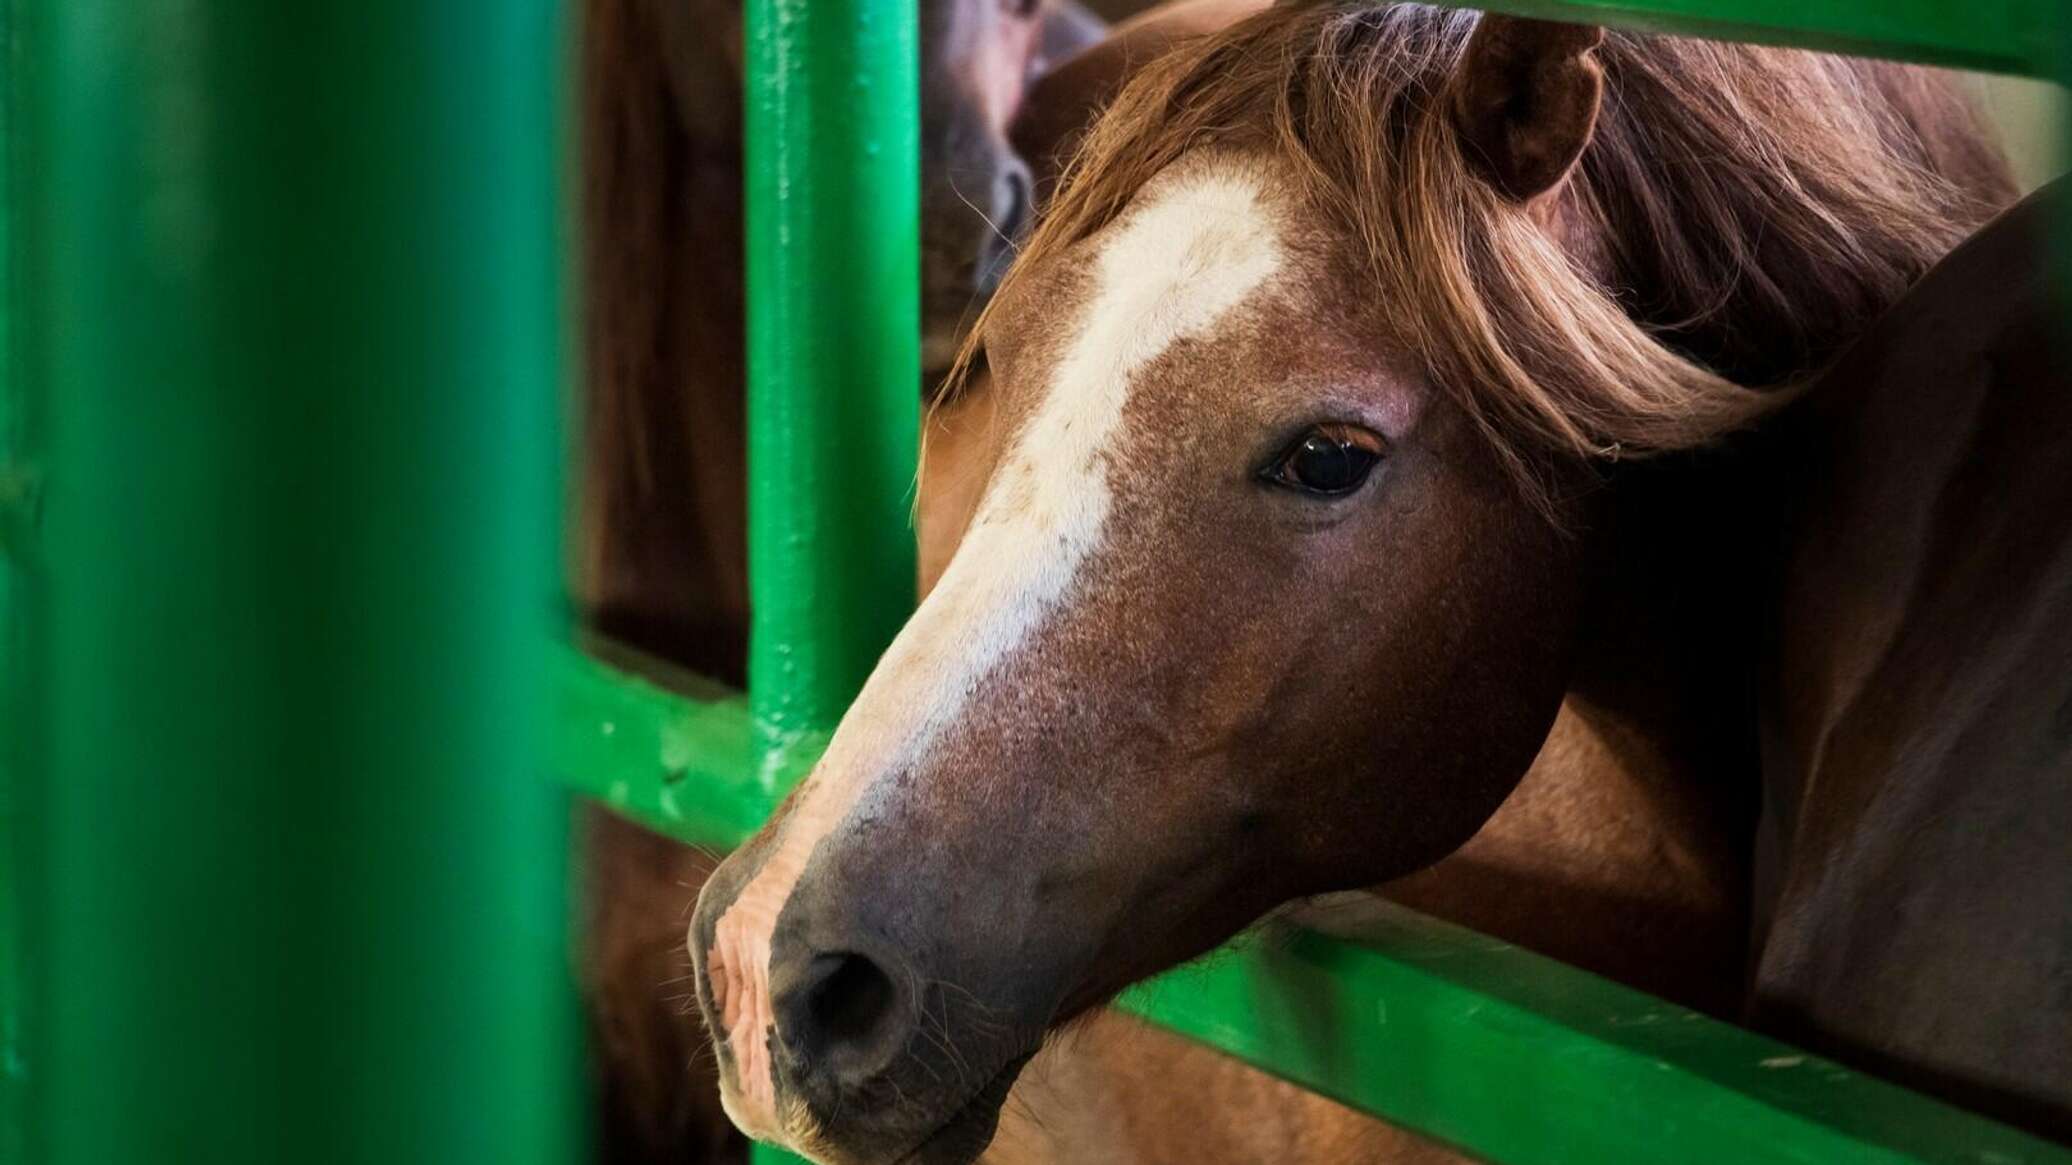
[
  {"xmin": 906, "ymin": 971, "xmax": 979, "ymax": 1091},
  {"xmin": 902, "ymin": 1035, "xmax": 954, "ymax": 1090},
  {"xmin": 682, "ymin": 1041, "xmax": 720, "ymax": 1073},
  {"xmin": 925, "ymin": 987, "xmax": 964, "ymax": 1058},
  {"xmin": 909, "ymin": 967, "xmax": 1002, "ymax": 1025}
]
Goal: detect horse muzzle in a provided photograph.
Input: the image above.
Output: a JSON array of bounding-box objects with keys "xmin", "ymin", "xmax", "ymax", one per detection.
[{"xmin": 688, "ymin": 836, "xmax": 1054, "ymax": 1164}]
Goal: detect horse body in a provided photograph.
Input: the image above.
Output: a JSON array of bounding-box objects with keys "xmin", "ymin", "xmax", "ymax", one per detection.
[
  {"xmin": 1757, "ymin": 189, "xmax": 2072, "ymax": 1136},
  {"xmin": 690, "ymin": 7, "xmax": 2031, "ymax": 1162}
]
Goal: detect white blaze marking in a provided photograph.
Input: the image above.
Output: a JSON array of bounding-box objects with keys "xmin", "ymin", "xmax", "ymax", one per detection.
[{"xmin": 703, "ymin": 158, "xmax": 1284, "ymax": 1147}]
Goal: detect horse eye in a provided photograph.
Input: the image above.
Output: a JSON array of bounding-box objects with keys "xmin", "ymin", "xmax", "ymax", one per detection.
[
  {"xmin": 1002, "ymin": 0, "xmax": 1039, "ymax": 17},
  {"xmin": 1263, "ymin": 425, "xmax": 1384, "ymax": 496}
]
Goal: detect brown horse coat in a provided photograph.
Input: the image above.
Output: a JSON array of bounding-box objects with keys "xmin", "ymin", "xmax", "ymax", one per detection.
[{"xmin": 1759, "ymin": 183, "xmax": 2072, "ymax": 1139}]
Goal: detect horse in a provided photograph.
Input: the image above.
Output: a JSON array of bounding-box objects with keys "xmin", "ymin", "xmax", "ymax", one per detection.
[
  {"xmin": 981, "ymin": 9, "xmax": 1688, "ymax": 1157},
  {"xmin": 947, "ymin": 16, "xmax": 2069, "ymax": 1155},
  {"xmin": 967, "ymin": 192, "xmax": 2072, "ymax": 1165},
  {"xmin": 1755, "ymin": 184, "xmax": 2072, "ymax": 1138},
  {"xmin": 572, "ymin": 0, "xmax": 1104, "ymax": 1158},
  {"xmin": 983, "ymin": 0, "xmax": 1753, "ymax": 1019},
  {"xmin": 686, "ymin": 6, "xmax": 2023, "ymax": 1161}
]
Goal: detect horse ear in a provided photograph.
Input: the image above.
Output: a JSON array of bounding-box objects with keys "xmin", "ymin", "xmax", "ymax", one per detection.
[{"xmin": 1448, "ymin": 16, "xmax": 1605, "ymax": 202}]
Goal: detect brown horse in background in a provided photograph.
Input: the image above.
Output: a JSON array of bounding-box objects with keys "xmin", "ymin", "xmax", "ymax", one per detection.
[
  {"xmin": 577, "ymin": 0, "xmax": 1101, "ymax": 676},
  {"xmin": 573, "ymin": 0, "xmax": 1102, "ymax": 1159},
  {"xmin": 687, "ymin": 7, "xmax": 2021, "ymax": 1161},
  {"xmin": 1757, "ymin": 185, "xmax": 2072, "ymax": 1138}
]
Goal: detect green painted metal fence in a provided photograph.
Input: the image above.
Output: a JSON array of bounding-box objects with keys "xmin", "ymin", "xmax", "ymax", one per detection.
[
  {"xmin": 3, "ymin": 1, "xmax": 2069, "ymax": 1165},
  {"xmin": 560, "ymin": 1, "xmax": 2072, "ymax": 1164},
  {"xmin": 743, "ymin": 0, "xmax": 923, "ymax": 797},
  {"xmin": 3, "ymin": 2, "xmax": 573, "ymax": 1163}
]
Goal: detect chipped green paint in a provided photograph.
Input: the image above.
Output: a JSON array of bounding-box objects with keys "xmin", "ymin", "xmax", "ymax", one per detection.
[{"xmin": 555, "ymin": 641, "xmax": 830, "ymax": 844}]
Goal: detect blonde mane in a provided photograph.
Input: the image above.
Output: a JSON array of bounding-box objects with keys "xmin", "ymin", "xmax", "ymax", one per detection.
[{"xmin": 954, "ymin": 3, "xmax": 2013, "ymax": 504}]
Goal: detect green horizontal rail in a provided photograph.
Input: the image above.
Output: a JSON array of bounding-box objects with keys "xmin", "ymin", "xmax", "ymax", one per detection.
[
  {"xmin": 553, "ymin": 649, "xmax": 2072, "ymax": 1165},
  {"xmin": 1130, "ymin": 909, "xmax": 2068, "ymax": 1165},
  {"xmin": 557, "ymin": 641, "xmax": 762, "ymax": 842},
  {"xmin": 1473, "ymin": 0, "xmax": 2054, "ymax": 75}
]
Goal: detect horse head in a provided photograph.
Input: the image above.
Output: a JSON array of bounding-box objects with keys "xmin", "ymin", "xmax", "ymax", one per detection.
[{"xmin": 689, "ymin": 6, "xmax": 2002, "ymax": 1160}]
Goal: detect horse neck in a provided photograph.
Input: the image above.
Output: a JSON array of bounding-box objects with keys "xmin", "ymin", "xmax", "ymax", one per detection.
[
  {"xmin": 1386, "ymin": 447, "xmax": 1779, "ymax": 1018},
  {"xmin": 1570, "ymin": 450, "xmax": 1785, "ymax": 986},
  {"xmin": 1534, "ymin": 53, "xmax": 2009, "ymax": 891}
]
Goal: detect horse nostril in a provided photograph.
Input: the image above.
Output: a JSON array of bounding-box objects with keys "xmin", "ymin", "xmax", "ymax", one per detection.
[
  {"xmin": 777, "ymin": 949, "xmax": 908, "ymax": 1076},
  {"xmin": 812, "ymin": 951, "xmax": 897, "ymax": 1048}
]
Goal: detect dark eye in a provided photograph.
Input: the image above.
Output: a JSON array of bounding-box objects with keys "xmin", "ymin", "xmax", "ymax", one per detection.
[
  {"xmin": 1262, "ymin": 425, "xmax": 1384, "ymax": 496},
  {"xmin": 1003, "ymin": 0, "xmax": 1039, "ymax": 17}
]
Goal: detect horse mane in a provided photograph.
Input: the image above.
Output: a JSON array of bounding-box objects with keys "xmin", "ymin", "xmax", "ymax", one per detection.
[{"xmin": 959, "ymin": 2, "xmax": 2016, "ymax": 506}]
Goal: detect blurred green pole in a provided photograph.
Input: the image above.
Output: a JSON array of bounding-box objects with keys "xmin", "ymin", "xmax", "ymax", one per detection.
[
  {"xmin": 2, "ymin": 0, "xmax": 30, "ymax": 1155},
  {"xmin": 12, "ymin": 2, "xmax": 575, "ymax": 1163},
  {"xmin": 743, "ymin": 0, "xmax": 922, "ymax": 795}
]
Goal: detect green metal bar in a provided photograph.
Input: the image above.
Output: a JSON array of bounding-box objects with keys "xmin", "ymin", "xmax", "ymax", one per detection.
[
  {"xmin": 16, "ymin": 3, "xmax": 574, "ymax": 1163},
  {"xmin": 1124, "ymin": 907, "xmax": 2072, "ymax": 1165},
  {"xmin": 555, "ymin": 651, "xmax": 2072, "ymax": 1165},
  {"xmin": 742, "ymin": 0, "xmax": 920, "ymax": 1160},
  {"xmin": 556, "ymin": 640, "xmax": 771, "ymax": 844},
  {"xmin": 743, "ymin": 0, "xmax": 923, "ymax": 790},
  {"xmin": 1472, "ymin": 0, "xmax": 2053, "ymax": 75}
]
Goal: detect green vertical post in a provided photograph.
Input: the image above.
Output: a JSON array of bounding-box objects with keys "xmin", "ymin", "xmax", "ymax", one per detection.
[
  {"xmin": 12, "ymin": 3, "xmax": 574, "ymax": 1164},
  {"xmin": 743, "ymin": 0, "xmax": 923, "ymax": 794},
  {"xmin": 744, "ymin": 0, "xmax": 920, "ymax": 1161}
]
